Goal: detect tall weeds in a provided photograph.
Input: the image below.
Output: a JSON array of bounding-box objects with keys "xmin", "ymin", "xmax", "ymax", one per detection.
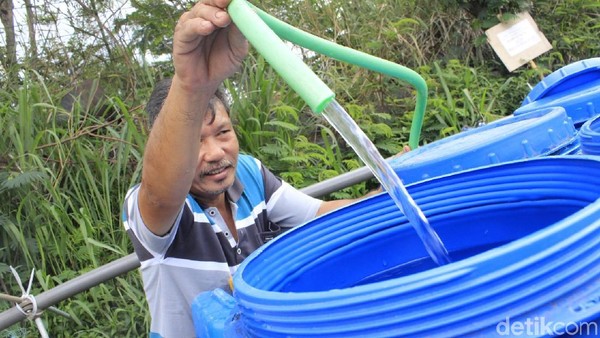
[{"xmin": 0, "ymin": 73, "xmax": 149, "ymax": 336}]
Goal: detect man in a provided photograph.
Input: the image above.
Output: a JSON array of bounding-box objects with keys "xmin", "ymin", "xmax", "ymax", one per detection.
[{"xmin": 122, "ymin": 0, "xmax": 405, "ymax": 336}]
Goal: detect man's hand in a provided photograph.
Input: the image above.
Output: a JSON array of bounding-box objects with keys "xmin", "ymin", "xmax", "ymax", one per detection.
[{"xmin": 172, "ymin": 0, "xmax": 249, "ymax": 93}]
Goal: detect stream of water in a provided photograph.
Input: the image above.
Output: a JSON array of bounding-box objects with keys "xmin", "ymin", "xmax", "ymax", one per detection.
[{"xmin": 322, "ymin": 100, "xmax": 452, "ymax": 266}]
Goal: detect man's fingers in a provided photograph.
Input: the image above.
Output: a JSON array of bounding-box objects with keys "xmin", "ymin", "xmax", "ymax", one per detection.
[
  {"xmin": 175, "ymin": 3, "xmax": 232, "ymax": 41},
  {"xmin": 188, "ymin": 2, "xmax": 231, "ymax": 28},
  {"xmin": 194, "ymin": 0, "xmax": 231, "ymax": 10},
  {"xmin": 227, "ymin": 24, "xmax": 249, "ymax": 62},
  {"xmin": 176, "ymin": 17, "xmax": 218, "ymax": 40}
]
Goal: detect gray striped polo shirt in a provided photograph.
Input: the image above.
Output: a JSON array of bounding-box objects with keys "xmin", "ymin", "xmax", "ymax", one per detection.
[{"xmin": 122, "ymin": 154, "xmax": 321, "ymax": 337}]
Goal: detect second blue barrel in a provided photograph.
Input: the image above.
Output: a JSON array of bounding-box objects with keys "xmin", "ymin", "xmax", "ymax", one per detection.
[
  {"xmin": 580, "ymin": 114, "xmax": 600, "ymax": 156},
  {"xmin": 387, "ymin": 106, "xmax": 577, "ymax": 185},
  {"xmin": 515, "ymin": 57, "xmax": 600, "ymax": 129}
]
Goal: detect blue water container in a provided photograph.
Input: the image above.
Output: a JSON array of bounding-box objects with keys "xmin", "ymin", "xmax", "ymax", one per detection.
[
  {"xmin": 555, "ymin": 137, "xmax": 582, "ymax": 155},
  {"xmin": 194, "ymin": 156, "xmax": 600, "ymax": 337},
  {"xmin": 580, "ymin": 114, "xmax": 600, "ymax": 156},
  {"xmin": 386, "ymin": 106, "xmax": 577, "ymax": 185},
  {"xmin": 515, "ymin": 58, "xmax": 600, "ymax": 128},
  {"xmin": 192, "ymin": 288, "xmax": 238, "ymax": 337}
]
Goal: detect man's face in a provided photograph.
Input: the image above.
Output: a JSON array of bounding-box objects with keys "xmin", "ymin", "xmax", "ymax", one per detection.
[{"xmin": 190, "ymin": 100, "xmax": 239, "ymax": 202}]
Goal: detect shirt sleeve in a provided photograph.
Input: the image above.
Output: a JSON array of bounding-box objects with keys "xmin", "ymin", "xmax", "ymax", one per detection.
[
  {"xmin": 264, "ymin": 177, "xmax": 322, "ymax": 229},
  {"xmin": 122, "ymin": 184, "xmax": 184, "ymax": 256}
]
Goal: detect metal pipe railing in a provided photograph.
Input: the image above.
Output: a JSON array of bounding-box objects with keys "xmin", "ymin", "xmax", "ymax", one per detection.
[
  {"xmin": 0, "ymin": 254, "xmax": 140, "ymax": 330},
  {"xmin": 0, "ymin": 164, "xmax": 379, "ymax": 330},
  {"xmin": 299, "ymin": 166, "xmax": 373, "ymax": 197}
]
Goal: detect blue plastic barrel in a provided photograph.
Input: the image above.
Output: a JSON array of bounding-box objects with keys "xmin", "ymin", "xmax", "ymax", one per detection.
[
  {"xmin": 386, "ymin": 106, "xmax": 577, "ymax": 185},
  {"xmin": 194, "ymin": 156, "xmax": 600, "ymax": 337},
  {"xmin": 580, "ymin": 114, "xmax": 600, "ymax": 156},
  {"xmin": 515, "ymin": 58, "xmax": 600, "ymax": 129},
  {"xmin": 554, "ymin": 137, "xmax": 582, "ymax": 155}
]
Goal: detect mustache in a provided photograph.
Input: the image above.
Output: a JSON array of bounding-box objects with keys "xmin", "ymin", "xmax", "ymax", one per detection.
[{"xmin": 198, "ymin": 160, "xmax": 234, "ymax": 176}]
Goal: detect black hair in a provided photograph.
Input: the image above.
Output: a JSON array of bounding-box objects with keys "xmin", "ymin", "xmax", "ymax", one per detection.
[{"xmin": 145, "ymin": 77, "xmax": 231, "ymax": 128}]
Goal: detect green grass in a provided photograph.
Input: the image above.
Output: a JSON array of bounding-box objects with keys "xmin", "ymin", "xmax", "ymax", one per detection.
[{"xmin": 0, "ymin": 74, "xmax": 149, "ymax": 336}]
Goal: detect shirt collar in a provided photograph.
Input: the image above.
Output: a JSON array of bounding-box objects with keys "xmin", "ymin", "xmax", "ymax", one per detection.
[{"xmin": 226, "ymin": 175, "xmax": 244, "ymax": 203}]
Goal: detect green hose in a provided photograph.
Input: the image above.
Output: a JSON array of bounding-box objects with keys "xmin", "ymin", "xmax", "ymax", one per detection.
[
  {"xmin": 228, "ymin": 0, "xmax": 334, "ymax": 113},
  {"xmin": 228, "ymin": 0, "xmax": 427, "ymax": 149}
]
